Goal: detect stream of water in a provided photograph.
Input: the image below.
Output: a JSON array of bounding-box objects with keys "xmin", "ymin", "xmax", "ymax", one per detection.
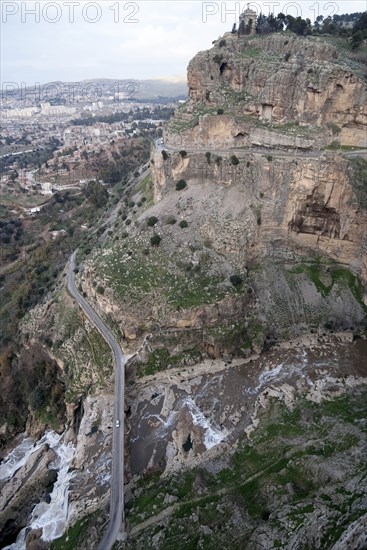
[{"xmin": 1, "ymin": 431, "xmax": 75, "ymax": 549}]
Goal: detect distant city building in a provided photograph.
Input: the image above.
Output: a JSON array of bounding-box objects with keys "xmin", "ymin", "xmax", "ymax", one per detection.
[
  {"xmin": 3, "ymin": 107, "xmax": 37, "ymax": 118},
  {"xmin": 40, "ymin": 182, "xmax": 53, "ymax": 195},
  {"xmin": 40, "ymin": 102, "xmax": 76, "ymax": 116}
]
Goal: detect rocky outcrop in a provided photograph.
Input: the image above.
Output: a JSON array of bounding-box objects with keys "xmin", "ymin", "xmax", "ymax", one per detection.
[
  {"xmin": 151, "ymin": 32, "xmax": 367, "ymax": 303},
  {"xmin": 170, "ymin": 33, "xmax": 367, "ymax": 149},
  {"xmin": 67, "ymin": 393, "xmax": 113, "ymax": 524},
  {"xmin": 0, "ymin": 445, "xmax": 56, "ymax": 547}
]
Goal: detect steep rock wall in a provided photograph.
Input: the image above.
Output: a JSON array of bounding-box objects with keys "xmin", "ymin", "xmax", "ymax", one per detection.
[
  {"xmin": 166, "ymin": 33, "xmax": 366, "ymax": 151},
  {"xmin": 152, "ymin": 150, "xmax": 367, "ymax": 285}
]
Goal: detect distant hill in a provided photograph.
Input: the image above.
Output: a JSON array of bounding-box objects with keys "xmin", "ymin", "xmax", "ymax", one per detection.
[
  {"xmin": 0, "ymin": 78, "xmax": 188, "ymax": 102},
  {"xmin": 83, "ymin": 78, "xmax": 188, "ymax": 100}
]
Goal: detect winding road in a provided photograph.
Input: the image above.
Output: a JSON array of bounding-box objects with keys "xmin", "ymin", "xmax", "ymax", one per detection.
[
  {"xmin": 67, "ymin": 252, "xmax": 125, "ymax": 550},
  {"xmin": 155, "ymin": 137, "xmax": 367, "ymax": 161}
]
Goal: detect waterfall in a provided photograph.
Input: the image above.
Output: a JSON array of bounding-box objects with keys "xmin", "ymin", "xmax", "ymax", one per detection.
[{"xmin": 1, "ymin": 431, "xmax": 75, "ymax": 549}]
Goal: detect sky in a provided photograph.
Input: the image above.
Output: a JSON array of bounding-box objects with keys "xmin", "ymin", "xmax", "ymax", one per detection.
[{"xmin": 1, "ymin": 1, "xmax": 366, "ymax": 85}]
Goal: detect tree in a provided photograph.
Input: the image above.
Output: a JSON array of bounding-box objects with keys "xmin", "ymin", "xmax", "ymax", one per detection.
[
  {"xmin": 286, "ymin": 15, "xmax": 311, "ymax": 36},
  {"xmin": 314, "ymin": 15, "xmax": 324, "ymax": 33},
  {"xmin": 238, "ymin": 19, "xmax": 246, "ymax": 36},
  {"xmin": 231, "ymin": 22, "xmax": 237, "ymax": 34},
  {"xmin": 351, "ymin": 30, "xmax": 364, "ymax": 50},
  {"xmin": 230, "ymin": 274, "xmax": 243, "ymax": 288},
  {"xmin": 176, "ymin": 179, "xmax": 187, "ymax": 190},
  {"xmin": 257, "ymin": 12, "xmax": 284, "ymax": 34},
  {"xmin": 150, "ymin": 234, "xmax": 161, "ymax": 246},
  {"xmin": 147, "ymin": 216, "xmax": 159, "ymax": 227},
  {"xmin": 353, "ymin": 12, "xmax": 367, "ymax": 33},
  {"xmin": 83, "ymin": 180, "xmax": 108, "ymax": 208},
  {"xmin": 9, "ymin": 170, "xmax": 18, "ymax": 182},
  {"xmin": 277, "ymin": 12, "xmax": 286, "ymax": 23},
  {"xmin": 351, "ymin": 12, "xmax": 367, "ymax": 48},
  {"xmin": 320, "ymin": 16, "xmax": 336, "ymax": 35}
]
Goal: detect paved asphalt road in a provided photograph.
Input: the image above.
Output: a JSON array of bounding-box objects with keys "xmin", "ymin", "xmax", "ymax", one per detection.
[
  {"xmin": 155, "ymin": 137, "xmax": 367, "ymax": 160},
  {"xmin": 67, "ymin": 252, "xmax": 125, "ymax": 550}
]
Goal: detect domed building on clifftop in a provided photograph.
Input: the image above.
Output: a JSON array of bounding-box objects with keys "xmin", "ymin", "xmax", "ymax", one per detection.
[{"xmin": 239, "ymin": 4, "xmax": 257, "ymax": 35}]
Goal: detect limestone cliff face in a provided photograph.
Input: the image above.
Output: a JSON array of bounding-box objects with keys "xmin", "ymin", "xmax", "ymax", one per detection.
[
  {"xmin": 152, "ymin": 32, "xmax": 367, "ymax": 290},
  {"xmin": 169, "ymin": 33, "xmax": 367, "ymax": 149},
  {"xmin": 152, "ymin": 149, "xmax": 367, "ymax": 284}
]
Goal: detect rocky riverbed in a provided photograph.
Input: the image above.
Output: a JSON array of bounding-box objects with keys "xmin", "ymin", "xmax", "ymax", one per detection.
[
  {"xmin": 121, "ymin": 336, "xmax": 367, "ymax": 550},
  {"xmin": 1, "ymin": 335, "xmax": 366, "ymax": 549},
  {"xmin": 126, "ymin": 335, "xmax": 367, "ymax": 478}
]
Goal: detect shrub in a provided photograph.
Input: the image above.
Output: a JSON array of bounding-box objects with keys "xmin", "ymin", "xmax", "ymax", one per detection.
[
  {"xmin": 141, "ymin": 197, "xmax": 147, "ymax": 203},
  {"xmin": 179, "ymin": 150, "xmax": 188, "ymax": 158},
  {"xmin": 205, "ymin": 152, "xmax": 211, "ymax": 164},
  {"xmin": 327, "ymin": 123, "xmax": 341, "ymax": 136},
  {"xmin": 230, "ymin": 275, "xmax": 243, "ymax": 288},
  {"xmin": 266, "ymin": 155, "xmax": 273, "ymax": 162},
  {"xmin": 215, "ymin": 156, "xmax": 222, "ymax": 166},
  {"xmin": 231, "ymin": 155, "xmax": 239, "ymax": 166},
  {"xmin": 96, "ymin": 285, "xmax": 105, "ymax": 294},
  {"xmin": 147, "ymin": 216, "xmax": 159, "ymax": 227},
  {"xmin": 246, "ymin": 161, "xmax": 251, "ymax": 168},
  {"xmin": 176, "ymin": 179, "xmax": 187, "ymax": 190},
  {"xmin": 150, "ymin": 234, "xmax": 161, "ymax": 246},
  {"xmin": 162, "ymin": 150, "xmax": 169, "ymax": 160},
  {"xmin": 125, "ymin": 219, "xmax": 132, "ymax": 226},
  {"xmin": 134, "ymin": 171, "xmax": 140, "ymax": 177},
  {"xmin": 217, "ymin": 108, "xmax": 224, "ymax": 115},
  {"xmin": 351, "ymin": 30, "xmax": 364, "ymax": 50},
  {"xmin": 143, "ymin": 248, "xmax": 150, "ymax": 256},
  {"xmin": 327, "ymin": 140, "xmax": 341, "ymax": 150},
  {"xmin": 166, "ymin": 216, "xmax": 177, "ymax": 225},
  {"xmin": 219, "ymin": 39, "xmax": 227, "ymax": 47},
  {"xmin": 179, "ymin": 220, "xmax": 188, "ymax": 228},
  {"xmin": 348, "ymin": 157, "xmax": 367, "ymax": 209},
  {"xmin": 284, "ymin": 52, "xmax": 291, "ymax": 61},
  {"xmin": 128, "ymin": 201, "xmax": 135, "ymax": 208}
]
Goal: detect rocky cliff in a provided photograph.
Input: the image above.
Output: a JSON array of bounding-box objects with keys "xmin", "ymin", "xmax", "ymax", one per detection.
[
  {"xmin": 3, "ymin": 29, "xmax": 367, "ymax": 550},
  {"xmin": 151, "ymin": 32, "xmax": 367, "ymax": 297},
  {"xmin": 166, "ymin": 33, "xmax": 367, "ymax": 148}
]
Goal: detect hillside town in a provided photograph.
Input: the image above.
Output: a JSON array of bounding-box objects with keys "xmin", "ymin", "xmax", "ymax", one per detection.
[{"xmin": 0, "ymin": 79, "xmax": 185, "ymax": 200}]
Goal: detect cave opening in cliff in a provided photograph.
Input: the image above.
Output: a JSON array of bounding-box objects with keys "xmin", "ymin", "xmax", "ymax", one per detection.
[
  {"xmin": 261, "ymin": 104, "xmax": 274, "ymax": 121},
  {"xmin": 183, "ymin": 434, "xmax": 193, "ymax": 452},
  {"xmin": 219, "ymin": 62, "xmax": 228, "ymax": 75}
]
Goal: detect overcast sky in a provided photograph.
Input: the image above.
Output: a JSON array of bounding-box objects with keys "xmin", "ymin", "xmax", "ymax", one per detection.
[{"xmin": 1, "ymin": 1, "xmax": 365, "ymax": 85}]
